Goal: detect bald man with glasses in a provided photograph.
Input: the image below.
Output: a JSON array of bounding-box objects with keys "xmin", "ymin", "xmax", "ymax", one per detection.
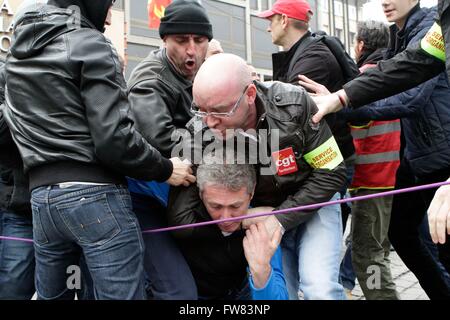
[{"xmin": 181, "ymin": 53, "xmax": 347, "ymax": 300}]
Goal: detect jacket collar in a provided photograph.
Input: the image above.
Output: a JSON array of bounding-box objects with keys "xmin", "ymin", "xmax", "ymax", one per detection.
[
  {"xmin": 386, "ymin": 3, "xmax": 423, "ymax": 56},
  {"xmin": 272, "ymin": 31, "xmax": 311, "ymax": 80},
  {"xmin": 357, "ymin": 48, "xmax": 385, "ymax": 68}
]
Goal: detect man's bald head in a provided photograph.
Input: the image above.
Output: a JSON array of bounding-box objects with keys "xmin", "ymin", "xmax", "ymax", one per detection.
[
  {"xmin": 192, "ymin": 53, "xmax": 258, "ymax": 138},
  {"xmin": 193, "ymin": 53, "xmax": 252, "ymax": 102}
]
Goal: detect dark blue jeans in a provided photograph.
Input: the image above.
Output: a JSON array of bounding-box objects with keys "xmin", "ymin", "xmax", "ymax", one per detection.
[
  {"xmin": 31, "ymin": 184, "xmax": 146, "ymax": 300},
  {"xmin": 0, "ymin": 210, "xmax": 35, "ymax": 299},
  {"xmin": 419, "ymin": 214, "xmax": 450, "ymax": 286},
  {"xmin": 389, "ymin": 159, "xmax": 450, "ymax": 299},
  {"xmin": 131, "ymin": 193, "xmax": 197, "ymax": 300}
]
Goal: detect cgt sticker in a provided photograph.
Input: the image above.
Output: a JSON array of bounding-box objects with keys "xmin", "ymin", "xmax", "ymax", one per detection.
[{"xmin": 272, "ymin": 147, "xmax": 298, "ymax": 176}]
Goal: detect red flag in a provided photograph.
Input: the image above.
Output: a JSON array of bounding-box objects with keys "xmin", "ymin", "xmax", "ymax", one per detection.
[{"xmin": 148, "ymin": 0, "xmax": 172, "ymax": 29}]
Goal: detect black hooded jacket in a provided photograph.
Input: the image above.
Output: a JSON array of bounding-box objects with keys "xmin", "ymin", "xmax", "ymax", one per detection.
[
  {"xmin": 4, "ymin": 1, "xmax": 173, "ymax": 190},
  {"xmin": 48, "ymin": 0, "xmax": 111, "ymax": 32},
  {"xmin": 0, "ymin": 59, "xmax": 31, "ymax": 216}
]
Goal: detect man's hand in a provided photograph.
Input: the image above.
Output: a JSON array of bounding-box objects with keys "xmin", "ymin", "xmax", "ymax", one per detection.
[
  {"xmin": 242, "ymin": 207, "xmax": 281, "ymax": 239},
  {"xmin": 243, "ymin": 222, "xmax": 282, "ymax": 289},
  {"xmin": 428, "ymin": 178, "xmax": 450, "ymax": 244},
  {"xmin": 297, "ymin": 75, "xmax": 346, "ymax": 123},
  {"xmin": 242, "ymin": 206, "xmax": 275, "ymax": 228},
  {"xmin": 310, "ymin": 93, "xmax": 344, "ymax": 123},
  {"xmin": 166, "ymin": 157, "xmax": 196, "ymax": 187},
  {"xmin": 298, "ymin": 75, "xmax": 330, "ymax": 95}
]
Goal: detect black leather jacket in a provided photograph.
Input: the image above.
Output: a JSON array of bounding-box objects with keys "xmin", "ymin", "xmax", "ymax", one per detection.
[
  {"xmin": 3, "ymin": 5, "xmax": 173, "ymax": 190},
  {"xmin": 127, "ymin": 48, "xmax": 194, "ymax": 158},
  {"xmin": 0, "ymin": 59, "xmax": 31, "ymax": 216},
  {"xmin": 171, "ymin": 81, "xmax": 347, "ymax": 232}
]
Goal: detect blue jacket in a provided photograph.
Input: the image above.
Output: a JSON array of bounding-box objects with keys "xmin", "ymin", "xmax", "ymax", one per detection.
[
  {"xmin": 249, "ymin": 247, "xmax": 289, "ymax": 300},
  {"xmin": 343, "ymin": 5, "xmax": 450, "ymax": 178}
]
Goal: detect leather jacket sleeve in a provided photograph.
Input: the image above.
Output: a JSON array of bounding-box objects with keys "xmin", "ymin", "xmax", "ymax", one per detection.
[
  {"xmin": 274, "ymin": 92, "xmax": 347, "ymax": 231},
  {"xmin": 71, "ymin": 31, "xmax": 173, "ymax": 181},
  {"xmin": 0, "ymin": 61, "xmax": 10, "ymax": 147},
  {"xmin": 0, "ymin": 108, "xmax": 12, "ymax": 147},
  {"xmin": 128, "ymin": 76, "xmax": 180, "ymax": 158}
]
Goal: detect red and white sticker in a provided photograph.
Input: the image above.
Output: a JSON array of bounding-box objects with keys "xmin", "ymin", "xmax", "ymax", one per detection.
[{"xmin": 272, "ymin": 147, "xmax": 298, "ymax": 176}]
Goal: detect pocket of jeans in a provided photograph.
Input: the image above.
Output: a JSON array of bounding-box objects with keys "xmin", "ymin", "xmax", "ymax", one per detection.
[
  {"xmin": 32, "ymin": 205, "xmax": 49, "ymax": 245},
  {"xmin": 56, "ymin": 193, "xmax": 121, "ymax": 246}
]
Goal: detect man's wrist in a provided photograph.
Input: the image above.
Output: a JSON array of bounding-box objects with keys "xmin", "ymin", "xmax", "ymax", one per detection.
[
  {"xmin": 249, "ymin": 264, "xmax": 272, "ymax": 289},
  {"xmin": 335, "ymin": 90, "xmax": 348, "ymax": 108}
]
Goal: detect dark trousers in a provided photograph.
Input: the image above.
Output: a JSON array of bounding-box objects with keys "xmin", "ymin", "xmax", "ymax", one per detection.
[
  {"xmin": 131, "ymin": 193, "xmax": 197, "ymax": 300},
  {"xmin": 388, "ymin": 159, "xmax": 450, "ymax": 299},
  {"xmin": 0, "ymin": 210, "xmax": 35, "ymax": 299}
]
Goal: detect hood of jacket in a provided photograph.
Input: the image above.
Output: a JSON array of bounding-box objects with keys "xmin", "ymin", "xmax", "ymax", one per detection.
[
  {"xmin": 10, "ymin": 0, "xmax": 112, "ymax": 59},
  {"xmin": 357, "ymin": 47, "xmax": 385, "ymax": 68},
  {"xmin": 48, "ymin": 0, "xmax": 112, "ymax": 32}
]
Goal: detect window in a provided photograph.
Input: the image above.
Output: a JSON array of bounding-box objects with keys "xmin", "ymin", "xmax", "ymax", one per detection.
[
  {"xmin": 335, "ymin": 28, "xmax": 343, "ymax": 42},
  {"xmin": 349, "ymin": 5, "xmax": 357, "ymax": 20},
  {"xmin": 321, "ymin": 0, "xmax": 329, "ymax": 12},
  {"xmin": 349, "ymin": 32, "xmax": 356, "ymax": 43},
  {"xmin": 334, "ymin": 1, "xmax": 343, "ymax": 16}
]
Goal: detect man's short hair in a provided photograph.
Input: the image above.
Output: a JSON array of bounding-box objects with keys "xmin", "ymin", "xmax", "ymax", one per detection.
[
  {"xmin": 356, "ymin": 20, "xmax": 389, "ymax": 51},
  {"xmin": 289, "ymin": 16, "xmax": 310, "ymax": 31},
  {"xmin": 197, "ymin": 155, "xmax": 256, "ymax": 194}
]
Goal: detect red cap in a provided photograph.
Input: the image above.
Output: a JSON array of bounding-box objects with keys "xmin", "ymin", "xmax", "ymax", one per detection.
[{"xmin": 258, "ymin": 0, "xmax": 313, "ymax": 22}]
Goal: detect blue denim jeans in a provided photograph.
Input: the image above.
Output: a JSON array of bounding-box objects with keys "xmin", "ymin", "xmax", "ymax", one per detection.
[
  {"xmin": 31, "ymin": 184, "xmax": 146, "ymax": 300},
  {"xmin": 131, "ymin": 193, "xmax": 197, "ymax": 300},
  {"xmin": 281, "ymin": 192, "xmax": 346, "ymax": 300},
  {"xmin": 0, "ymin": 210, "xmax": 35, "ymax": 299},
  {"xmin": 339, "ymin": 243, "xmax": 356, "ymax": 291}
]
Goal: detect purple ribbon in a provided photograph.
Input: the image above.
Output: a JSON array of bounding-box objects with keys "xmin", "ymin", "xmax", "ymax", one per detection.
[
  {"xmin": 0, "ymin": 236, "xmax": 34, "ymax": 243},
  {"xmin": 2, "ymin": 180, "xmax": 450, "ymax": 243}
]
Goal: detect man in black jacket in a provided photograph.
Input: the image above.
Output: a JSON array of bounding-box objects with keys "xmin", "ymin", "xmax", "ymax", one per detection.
[
  {"xmin": 0, "ymin": 57, "xmax": 35, "ymax": 300},
  {"xmin": 185, "ymin": 53, "xmax": 347, "ymax": 300},
  {"xmin": 3, "ymin": 0, "xmax": 194, "ymax": 300},
  {"xmin": 303, "ymin": 0, "xmax": 450, "ymax": 280},
  {"xmin": 126, "ymin": 0, "xmax": 213, "ymax": 299},
  {"xmin": 258, "ymin": 0, "xmax": 351, "ymax": 299}
]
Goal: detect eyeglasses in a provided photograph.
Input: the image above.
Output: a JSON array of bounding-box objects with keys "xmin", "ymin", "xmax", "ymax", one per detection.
[{"xmin": 190, "ymin": 85, "xmax": 250, "ymax": 118}]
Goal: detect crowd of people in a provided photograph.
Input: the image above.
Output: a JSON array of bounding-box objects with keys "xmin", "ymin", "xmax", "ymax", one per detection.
[{"xmin": 0, "ymin": 0, "xmax": 449, "ymax": 300}]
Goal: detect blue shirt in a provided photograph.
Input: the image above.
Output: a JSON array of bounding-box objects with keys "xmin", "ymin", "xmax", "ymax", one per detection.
[{"xmin": 249, "ymin": 247, "xmax": 289, "ymax": 300}]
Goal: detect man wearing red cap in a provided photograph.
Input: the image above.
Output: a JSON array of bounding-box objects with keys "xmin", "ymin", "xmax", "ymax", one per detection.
[{"xmin": 259, "ymin": 0, "xmax": 349, "ymax": 300}]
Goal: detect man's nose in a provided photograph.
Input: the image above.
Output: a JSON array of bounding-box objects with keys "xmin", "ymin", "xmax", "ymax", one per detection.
[
  {"xmin": 204, "ymin": 115, "xmax": 220, "ymax": 128},
  {"xmin": 186, "ymin": 38, "xmax": 196, "ymax": 56}
]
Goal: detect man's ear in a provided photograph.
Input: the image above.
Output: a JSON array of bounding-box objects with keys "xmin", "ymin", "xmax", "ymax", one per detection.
[
  {"xmin": 281, "ymin": 14, "xmax": 289, "ymax": 29},
  {"xmin": 357, "ymin": 40, "xmax": 365, "ymax": 53},
  {"xmin": 249, "ymin": 187, "xmax": 255, "ymax": 200},
  {"xmin": 246, "ymin": 84, "xmax": 257, "ymax": 104}
]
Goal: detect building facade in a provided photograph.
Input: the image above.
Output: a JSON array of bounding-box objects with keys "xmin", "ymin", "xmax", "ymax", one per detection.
[{"xmin": 1, "ymin": 0, "xmax": 371, "ymax": 79}]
